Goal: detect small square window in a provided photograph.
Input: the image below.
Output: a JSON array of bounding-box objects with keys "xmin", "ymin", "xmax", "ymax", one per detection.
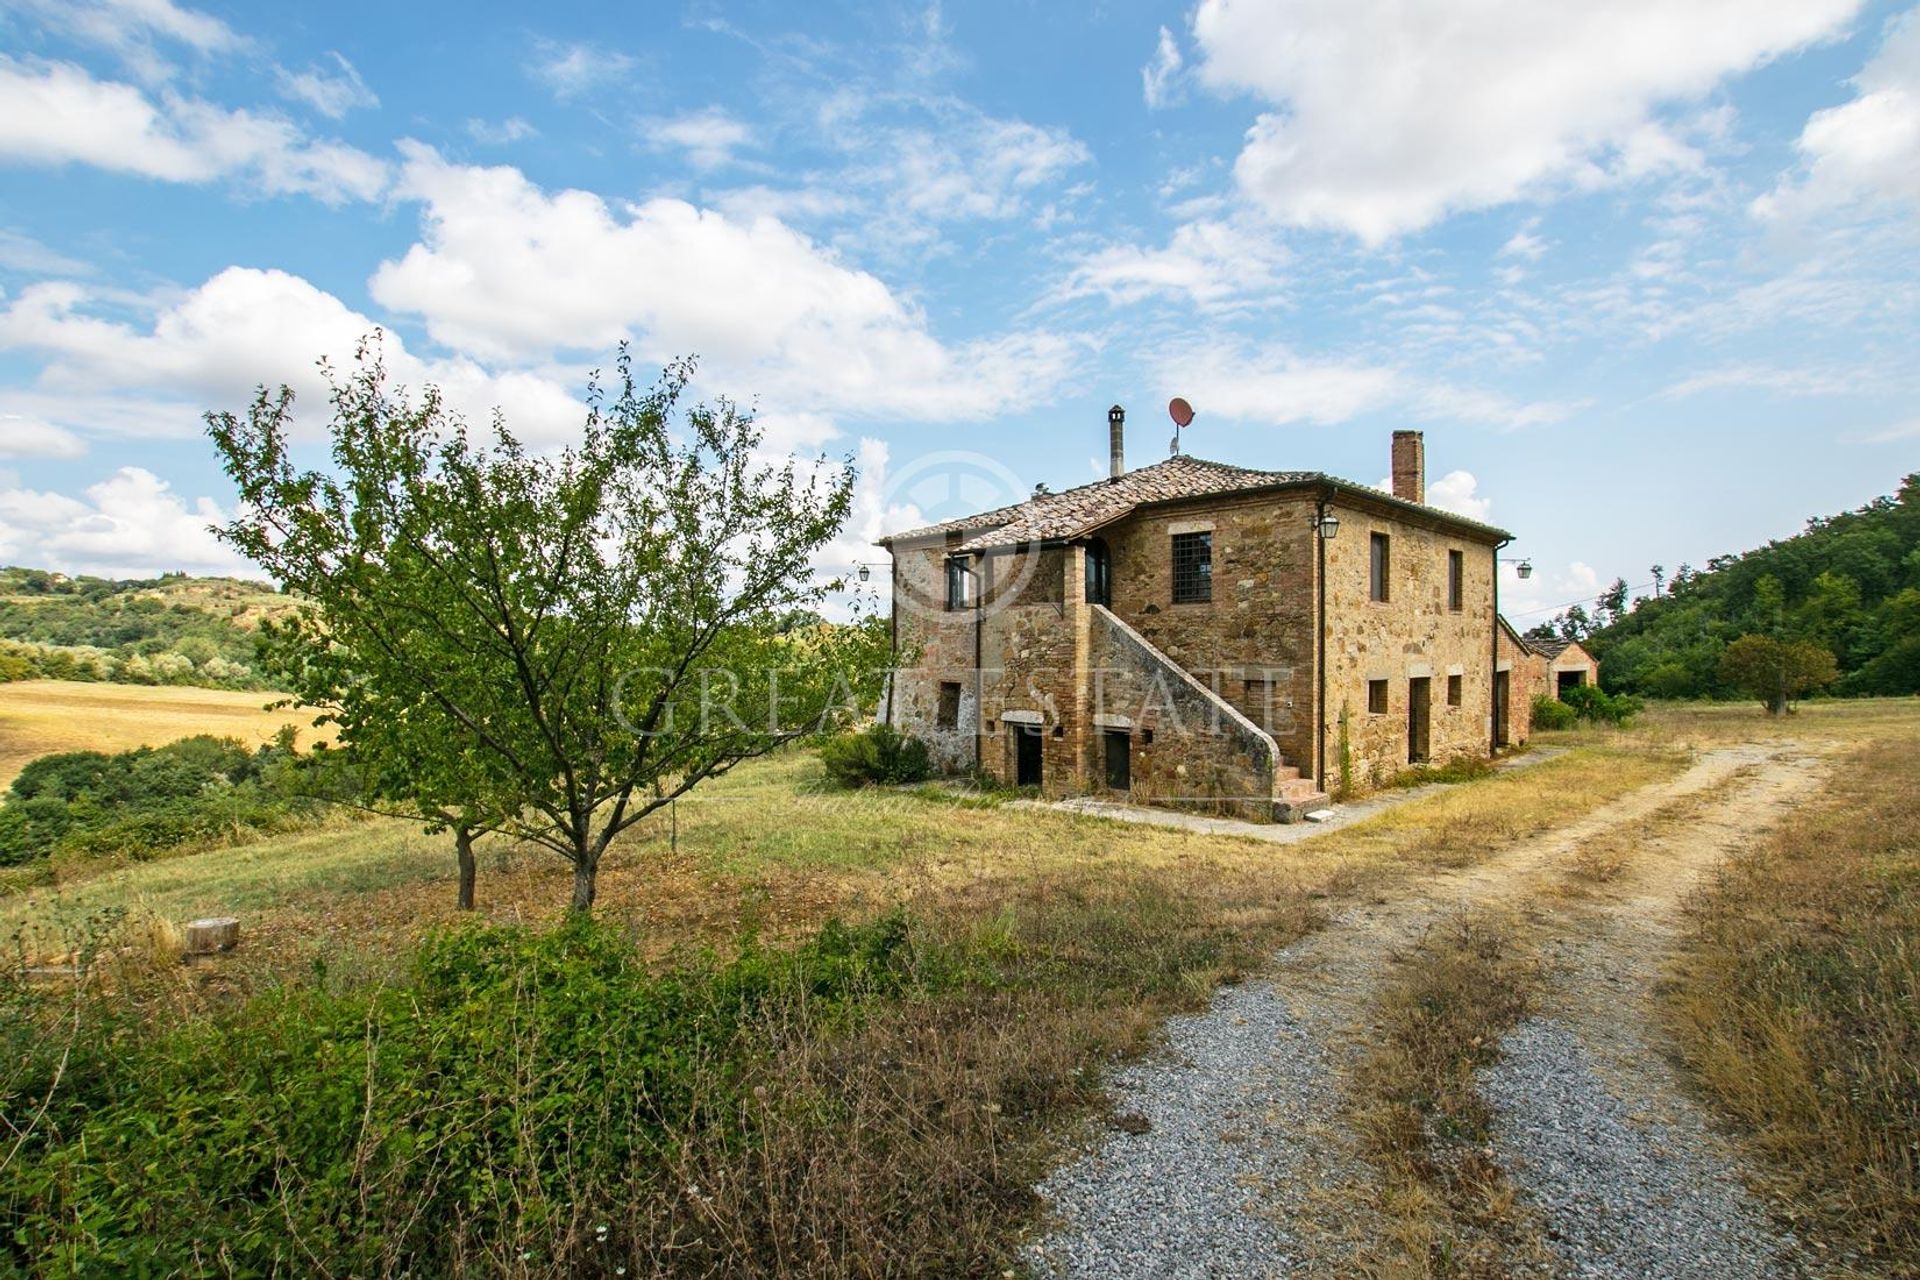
[
  {"xmin": 1447, "ymin": 673, "xmax": 1463, "ymax": 707},
  {"xmin": 936, "ymin": 681, "xmax": 961, "ymax": 729},
  {"xmin": 1370, "ymin": 533, "xmax": 1391, "ymax": 603},
  {"xmin": 1171, "ymin": 531, "xmax": 1212, "ymax": 603},
  {"xmin": 1447, "ymin": 549, "xmax": 1464, "ymax": 612},
  {"xmin": 945, "ymin": 557, "xmax": 971, "ymax": 610},
  {"xmin": 1367, "ymin": 678, "xmax": 1389, "ymax": 715},
  {"xmin": 1244, "ymin": 678, "xmax": 1273, "ymax": 724}
]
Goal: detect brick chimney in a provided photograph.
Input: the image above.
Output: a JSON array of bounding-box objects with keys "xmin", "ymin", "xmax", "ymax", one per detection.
[
  {"xmin": 1108, "ymin": 404, "xmax": 1125, "ymax": 479},
  {"xmin": 1391, "ymin": 430, "xmax": 1425, "ymax": 504}
]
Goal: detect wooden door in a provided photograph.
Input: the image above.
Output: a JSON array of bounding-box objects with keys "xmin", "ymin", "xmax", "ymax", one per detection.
[
  {"xmin": 1493, "ymin": 670, "xmax": 1510, "ymax": 748},
  {"xmin": 1408, "ymin": 676, "xmax": 1431, "ymax": 764}
]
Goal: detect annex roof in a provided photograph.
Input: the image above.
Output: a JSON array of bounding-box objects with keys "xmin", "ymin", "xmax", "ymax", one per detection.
[
  {"xmin": 1527, "ymin": 636, "xmax": 1594, "ymax": 661},
  {"xmin": 878, "ymin": 453, "xmax": 1511, "ymax": 551}
]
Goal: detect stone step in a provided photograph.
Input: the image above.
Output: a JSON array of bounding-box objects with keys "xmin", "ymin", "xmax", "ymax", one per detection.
[
  {"xmin": 1274, "ymin": 778, "xmax": 1331, "ymax": 823},
  {"xmin": 1273, "ymin": 763, "xmax": 1301, "ymax": 783}
]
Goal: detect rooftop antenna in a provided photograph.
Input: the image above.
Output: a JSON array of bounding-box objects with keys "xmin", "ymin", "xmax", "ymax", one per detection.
[{"xmin": 1168, "ymin": 397, "xmax": 1194, "ymax": 456}]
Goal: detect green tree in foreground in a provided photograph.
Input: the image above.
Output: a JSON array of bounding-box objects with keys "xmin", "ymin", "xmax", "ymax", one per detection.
[
  {"xmin": 1718, "ymin": 633, "xmax": 1839, "ymax": 715},
  {"xmin": 209, "ymin": 338, "xmax": 886, "ymax": 911}
]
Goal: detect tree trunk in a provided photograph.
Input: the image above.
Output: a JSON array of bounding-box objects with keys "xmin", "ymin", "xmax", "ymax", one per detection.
[
  {"xmin": 570, "ymin": 859, "xmax": 598, "ymax": 913},
  {"xmin": 186, "ymin": 917, "xmax": 240, "ymax": 954},
  {"xmin": 455, "ymin": 827, "xmax": 477, "ymax": 911}
]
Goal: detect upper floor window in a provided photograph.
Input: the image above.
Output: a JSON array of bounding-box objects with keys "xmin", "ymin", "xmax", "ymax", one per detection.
[
  {"xmin": 1171, "ymin": 531, "xmax": 1212, "ymax": 603},
  {"xmin": 945, "ymin": 557, "xmax": 972, "ymax": 610},
  {"xmin": 1447, "ymin": 549, "xmax": 1464, "ymax": 611},
  {"xmin": 937, "ymin": 681, "xmax": 962, "ymax": 729},
  {"xmin": 1085, "ymin": 537, "xmax": 1112, "ymax": 607},
  {"xmin": 1369, "ymin": 532, "xmax": 1391, "ymax": 603}
]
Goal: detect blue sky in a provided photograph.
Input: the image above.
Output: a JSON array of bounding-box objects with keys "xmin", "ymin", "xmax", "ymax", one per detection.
[{"xmin": 0, "ymin": 0, "xmax": 1916, "ymax": 625}]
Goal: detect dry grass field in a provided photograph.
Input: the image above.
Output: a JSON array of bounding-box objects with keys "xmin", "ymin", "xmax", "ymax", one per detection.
[
  {"xmin": 2, "ymin": 690, "xmax": 1915, "ymax": 1275},
  {"xmin": 0, "ymin": 679, "xmax": 317, "ymax": 792}
]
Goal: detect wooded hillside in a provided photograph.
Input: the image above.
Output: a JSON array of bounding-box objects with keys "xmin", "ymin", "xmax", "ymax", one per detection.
[
  {"xmin": 1584, "ymin": 474, "xmax": 1920, "ymax": 699},
  {"xmin": 0, "ymin": 567, "xmax": 290, "ymax": 690}
]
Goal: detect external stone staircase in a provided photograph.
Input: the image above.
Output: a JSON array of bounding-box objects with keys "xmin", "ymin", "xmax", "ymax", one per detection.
[{"xmin": 1089, "ymin": 605, "xmax": 1329, "ymax": 823}]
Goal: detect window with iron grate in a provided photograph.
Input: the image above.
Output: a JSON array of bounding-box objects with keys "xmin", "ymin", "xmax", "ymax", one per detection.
[{"xmin": 1171, "ymin": 531, "xmax": 1212, "ymax": 603}]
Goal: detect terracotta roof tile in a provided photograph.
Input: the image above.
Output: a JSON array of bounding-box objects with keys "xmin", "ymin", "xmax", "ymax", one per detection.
[{"xmin": 878, "ymin": 453, "xmax": 1509, "ymax": 549}]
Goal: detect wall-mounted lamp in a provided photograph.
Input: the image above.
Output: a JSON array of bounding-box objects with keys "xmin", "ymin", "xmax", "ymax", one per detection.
[
  {"xmin": 1312, "ymin": 509, "xmax": 1340, "ymax": 540},
  {"xmin": 857, "ymin": 563, "xmax": 871, "ymax": 583},
  {"xmin": 1498, "ymin": 556, "xmax": 1533, "ymax": 580}
]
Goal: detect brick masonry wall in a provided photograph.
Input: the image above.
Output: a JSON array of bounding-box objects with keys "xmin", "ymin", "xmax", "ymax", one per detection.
[
  {"xmin": 886, "ymin": 538, "xmax": 981, "ymax": 773},
  {"xmin": 1085, "ymin": 605, "xmax": 1278, "ymax": 819},
  {"xmin": 1101, "ymin": 490, "xmax": 1319, "ymax": 776},
  {"xmin": 887, "ymin": 480, "xmax": 1505, "ymax": 805},
  {"xmin": 1496, "ymin": 624, "xmax": 1541, "ymax": 747},
  {"xmin": 1320, "ymin": 496, "xmax": 1501, "ymax": 788}
]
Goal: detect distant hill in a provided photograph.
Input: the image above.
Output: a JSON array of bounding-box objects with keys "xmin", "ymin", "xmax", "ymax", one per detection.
[
  {"xmin": 1559, "ymin": 474, "xmax": 1920, "ymax": 700},
  {"xmin": 0, "ymin": 567, "xmax": 295, "ymax": 690}
]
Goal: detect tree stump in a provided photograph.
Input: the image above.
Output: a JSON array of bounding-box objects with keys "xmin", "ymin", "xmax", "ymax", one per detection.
[{"xmin": 185, "ymin": 917, "xmax": 240, "ymax": 955}]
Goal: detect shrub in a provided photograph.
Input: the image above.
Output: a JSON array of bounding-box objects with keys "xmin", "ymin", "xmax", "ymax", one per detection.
[
  {"xmin": 819, "ymin": 723, "xmax": 932, "ymax": 787},
  {"xmin": 0, "ymin": 734, "xmax": 330, "ymax": 865},
  {"xmin": 1560, "ymin": 684, "xmax": 1643, "ymax": 726},
  {"xmin": 1530, "ymin": 694, "xmax": 1577, "ymax": 730},
  {"xmin": 0, "ymin": 913, "xmax": 954, "ymax": 1275}
]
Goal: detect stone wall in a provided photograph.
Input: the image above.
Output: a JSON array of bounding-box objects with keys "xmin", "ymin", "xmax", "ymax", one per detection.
[
  {"xmin": 887, "ymin": 478, "xmax": 1505, "ymax": 806},
  {"xmin": 1084, "ymin": 605, "xmax": 1278, "ymax": 819},
  {"xmin": 1101, "ymin": 490, "xmax": 1319, "ymax": 776},
  {"xmin": 1319, "ymin": 495, "xmax": 1501, "ymax": 788},
  {"xmin": 1496, "ymin": 623, "xmax": 1542, "ymax": 748},
  {"xmin": 885, "ymin": 537, "xmax": 980, "ymax": 773},
  {"xmin": 975, "ymin": 543, "xmax": 1089, "ymax": 792}
]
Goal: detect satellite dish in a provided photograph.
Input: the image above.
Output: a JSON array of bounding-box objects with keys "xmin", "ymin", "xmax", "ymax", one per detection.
[{"xmin": 1168, "ymin": 397, "xmax": 1195, "ymax": 428}]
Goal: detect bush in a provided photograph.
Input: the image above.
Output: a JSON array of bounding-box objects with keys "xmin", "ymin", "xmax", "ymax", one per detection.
[
  {"xmin": 0, "ymin": 733, "xmax": 328, "ymax": 865},
  {"xmin": 0, "ymin": 913, "xmax": 954, "ymax": 1275},
  {"xmin": 1530, "ymin": 694, "xmax": 1577, "ymax": 731},
  {"xmin": 819, "ymin": 723, "xmax": 932, "ymax": 787},
  {"xmin": 1560, "ymin": 684, "xmax": 1643, "ymax": 725}
]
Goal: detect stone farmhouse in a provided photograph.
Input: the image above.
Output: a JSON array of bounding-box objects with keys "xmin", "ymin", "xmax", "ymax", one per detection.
[
  {"xmin": 878, "ymin": 414, "xmax": 1534, "ymax": 820},
  {"xmin": 1495, "ymin": 620, "xmax": 1603, "ymax": 742}
]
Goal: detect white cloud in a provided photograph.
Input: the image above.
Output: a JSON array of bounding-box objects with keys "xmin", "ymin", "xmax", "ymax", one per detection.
[
  {"xmin": 1659, "ymin": 362, "xmax": 1869, "ymax": 399},
  {"xmin": 467, "ymin": 116, "xmax": 537, "ymax": 145},
  {"xmin": 368, "ymin": 144, "xmax": 1080, "ymax": 420},
  {"xmin": 1164, "ymin": 346, "xmax": 1401, "ymax": 425},
  {"xmin": 1412, "ymin": 383, "xmax": 1583, "ymax": 432},
  {"xmin": 1058, "ymin": 218, "xmax": 1290, "ymax": 308},
  {"xmin": 1158, "ymin": 341, "xmax": 1581, "ymax": 431},
  {"xmin": 0, "ymin": 467, "xmax": 249, "ymax": 577},
  {"xmin": 1190, "ymin": 0, "xmax": 1862, "ymax": 241},
  {"xmin": 275, "ymin": 52, "xmax": 378, "ymax": 120},
  {"xmin": 0, "ymin": 57, "xmax": 388, "ymax": 203},
  {"xmin": 1756, "ymin": 11, "xmax": 1920, "ymax": 219},
  {"xmin": 0, "ymin": 228, "xmax": 92, "ymax": 276},
  {"xmin": 0, "ymin": 414, "xmax": 87, "ymax": 458},
  {"xmin": 641, "ymin": 108, "xmax": 752, "ymax": 169},
  {"xmin": 529, "ymin": 41, "xmax": 637, "ymax": 99},
  {"xmin": 1425, "ymin": 469, "xmax": 1492, "ymax": 521},
  {"xmin": 1499, "ymin": 223, "xmax": 1548, "ymax": 261},
  {"xmin": 1862, "ymin": 416, "xmax": 1920, "ymax": 443},
  {"xmin": 0, "ymin": 267, "xmax": 587, "ymax": 446},
  {"xmin": 1141, "ymin": 26, "xmax": 1185, "ymax": 109},
  {"xmin": 816, "ymin": 90, "xmax": 1091, "ymax": 225},
  {"xmin": 8, "ymin": 0, "xmax": 243, "ymax": 83},
  {"xmin": 875, "ymin": 114, "xmax": 1089, "ymax": 223}
]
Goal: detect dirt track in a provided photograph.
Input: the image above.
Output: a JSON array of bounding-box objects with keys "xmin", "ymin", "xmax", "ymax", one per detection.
[{"xmin": 1029, "ymin": 741, "xmax": 1832, "ymax": 1278}]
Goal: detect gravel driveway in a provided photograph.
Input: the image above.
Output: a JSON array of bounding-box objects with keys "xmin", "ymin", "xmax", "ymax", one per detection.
[{"xmin": 1022, "ymin": 743, "xmax": 1829, "ymax": 1279}]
